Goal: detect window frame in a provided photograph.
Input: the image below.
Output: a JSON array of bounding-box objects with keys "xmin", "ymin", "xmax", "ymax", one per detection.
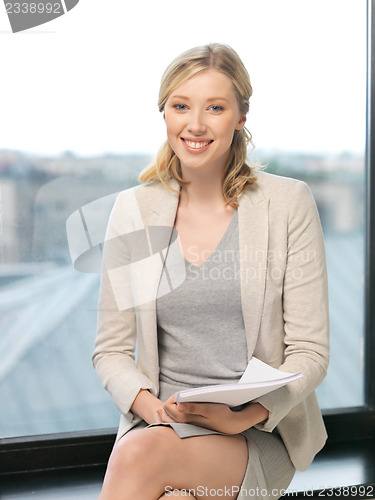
[
  {"xmin": 365, "ymin": 0, "xmax": 375, "ymax": 414},
  {"xmin": 1, "ymin": 0, "xmax": 375, "ymax": 475}
]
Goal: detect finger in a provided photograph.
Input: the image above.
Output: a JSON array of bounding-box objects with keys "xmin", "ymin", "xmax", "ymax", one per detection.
[
  {"xmin": 177, "ymin": 402, "xmax": 208, "ymax": 416},
  {"xmin": 164, "ymin": 404, "xmax": 211, "ymax": 426},
  {"xmin": 165, "ymin": 394, "xmax": 176, "ymax": 405},
  {"xmin": 159, "ymin": 406, "xmax": 178, "ymax": 423},
  {"xmin": 163, "ymin": 403, "xmax": 182, "ymax": 421},
  {"xmin": 156, "ymin": 408, "xmax": 164, "ymax": 422}
]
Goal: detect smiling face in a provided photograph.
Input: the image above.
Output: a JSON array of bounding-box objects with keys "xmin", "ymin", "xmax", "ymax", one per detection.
[{"xmin": 163, "ymin": 69, "xmax": 246, "ymax": 177}]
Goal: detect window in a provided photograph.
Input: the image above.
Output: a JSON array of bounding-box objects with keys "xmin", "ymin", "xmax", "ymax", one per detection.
[{"xmin": 0, "ymin": 0, "xmax": 370, "ymax": 442}]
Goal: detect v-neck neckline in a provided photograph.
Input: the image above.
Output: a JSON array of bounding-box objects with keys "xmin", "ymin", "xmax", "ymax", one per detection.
[{"xmin": 178, "ymin": 209, "xmax": 238, "ymax": 270}]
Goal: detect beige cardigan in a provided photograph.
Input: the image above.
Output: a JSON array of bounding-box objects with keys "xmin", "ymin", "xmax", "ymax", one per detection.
[{"xmin": 93, "ymin": 170, "xmax": 330, "ymax": 472}]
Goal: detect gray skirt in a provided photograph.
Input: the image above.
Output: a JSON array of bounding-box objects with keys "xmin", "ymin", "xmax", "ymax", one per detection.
[{"xmin": 128, "ymin": 379, "xmax": 295, "ymax": 499}]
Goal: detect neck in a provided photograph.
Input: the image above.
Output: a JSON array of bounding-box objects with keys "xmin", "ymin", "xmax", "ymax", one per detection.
[{"xmin": 178, "ymin": 168, "xmax": 229, "ymax": 213}]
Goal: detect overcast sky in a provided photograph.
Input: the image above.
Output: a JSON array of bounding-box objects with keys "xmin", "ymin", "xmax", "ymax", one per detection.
[{"xmin": 0, "ymin": 0, "xmax": 367, "ymax": 156}]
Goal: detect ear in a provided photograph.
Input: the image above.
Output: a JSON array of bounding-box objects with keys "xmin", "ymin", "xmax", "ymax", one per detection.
[
  {"xmin": 163, "ymin": 111, "xmax": 166, "ymax": 121},
  {"xmin": 235, "ymin": 114, "xmax": 246, "ymax": 130}
]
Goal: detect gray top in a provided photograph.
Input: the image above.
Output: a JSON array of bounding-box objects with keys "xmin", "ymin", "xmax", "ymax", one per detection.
[{"xmin": 156, "ymin": 208, "xmax": 248, "ymax": 389}]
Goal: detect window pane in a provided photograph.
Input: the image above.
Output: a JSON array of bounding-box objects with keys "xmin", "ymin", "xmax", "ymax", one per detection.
[{"xmin": 0, "ymin": 0, "xmax": 366, "ymax": 437}]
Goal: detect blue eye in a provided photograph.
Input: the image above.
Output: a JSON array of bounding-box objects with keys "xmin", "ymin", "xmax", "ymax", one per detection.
[
  {"xmin": 173, "ymin": 104, "xmax": 188, "ymax": 111},
  {"xmin": 209, "ymin": 105, "xmax": 224, "ymax": 112}
]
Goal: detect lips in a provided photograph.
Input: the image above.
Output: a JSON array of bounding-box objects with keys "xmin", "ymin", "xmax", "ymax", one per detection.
[{"xmin": 181, "ymin": 138, "xmax": 213, "ymax": 152}]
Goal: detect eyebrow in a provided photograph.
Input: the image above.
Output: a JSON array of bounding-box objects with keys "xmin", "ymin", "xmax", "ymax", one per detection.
[{"xmin": 170, "ymin": 95, "xmax": 229, "ymax": 103}]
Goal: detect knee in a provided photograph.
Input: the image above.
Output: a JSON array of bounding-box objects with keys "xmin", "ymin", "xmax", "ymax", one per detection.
[
  {"xmin": 161, "ymin": 491, "xmax": 196, "ymax": 498},
  {"xmin": 107, "ymin": 427, "xmax": 173, "ymax": 477}
]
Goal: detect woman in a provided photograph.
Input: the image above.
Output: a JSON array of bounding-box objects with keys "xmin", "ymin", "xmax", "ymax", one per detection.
[{"xmin": 93, "ymin": 43, "xmax": 329, "ymax": 499}]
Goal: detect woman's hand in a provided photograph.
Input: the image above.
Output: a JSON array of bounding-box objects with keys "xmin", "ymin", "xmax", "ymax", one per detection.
[
  {"xmin": 132, "ymin": 390, "xmax": 270, "ymax": 432},
  {"xmin": 160, "ymin": 396, "xmax": 269, "ymax": 435},
  {"xmin": 131, "ymin": 389, "xmax": 178, "ymax": 425}
]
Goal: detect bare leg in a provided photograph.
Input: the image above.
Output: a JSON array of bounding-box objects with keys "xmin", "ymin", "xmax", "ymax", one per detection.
[
  {"xmin": 159, "ymin": 491, "xmax": 196, "ymax": 498},
  {"xmin": 98, "ymin": 426, "xmax": 248, "ymax": 500}
]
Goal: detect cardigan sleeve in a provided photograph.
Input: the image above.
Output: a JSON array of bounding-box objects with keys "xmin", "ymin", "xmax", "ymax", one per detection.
[
  {"xmin": 253, "ymin": 180, "xmax": 330, "ymax": 432},
  {"xmin": 92, "ymin": 190, "xmax": 155, "ymax": 418}
]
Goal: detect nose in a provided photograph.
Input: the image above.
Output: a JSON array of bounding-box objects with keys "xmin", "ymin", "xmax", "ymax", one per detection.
[{"xmin": 187, "ymin": 109, "xmax": 207, "ymax": 135}]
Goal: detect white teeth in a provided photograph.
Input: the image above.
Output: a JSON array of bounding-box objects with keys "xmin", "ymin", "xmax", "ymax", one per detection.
[{"xmin": 184, "ymin": 140, "xmax": 211, "ymax": 149}]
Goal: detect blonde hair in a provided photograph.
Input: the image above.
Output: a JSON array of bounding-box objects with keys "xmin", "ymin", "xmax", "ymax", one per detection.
[{"xmin": 138, "ymin": 43, "xmax": 258, "ymax": 208}]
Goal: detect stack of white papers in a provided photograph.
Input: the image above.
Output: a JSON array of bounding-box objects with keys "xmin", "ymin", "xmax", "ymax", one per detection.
[{"xmin": 174, "ymin": 357, "xmax": 302, "ymax": 407}]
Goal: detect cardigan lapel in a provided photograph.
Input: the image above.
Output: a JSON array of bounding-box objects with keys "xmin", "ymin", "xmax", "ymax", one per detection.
[
  {"xmin": 133, "ymin": 178, "xmax": 182, "ymax": 387},
  {"xmin": 237, "ymin": 183, "xmax": 270, "ymax": 360}
]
